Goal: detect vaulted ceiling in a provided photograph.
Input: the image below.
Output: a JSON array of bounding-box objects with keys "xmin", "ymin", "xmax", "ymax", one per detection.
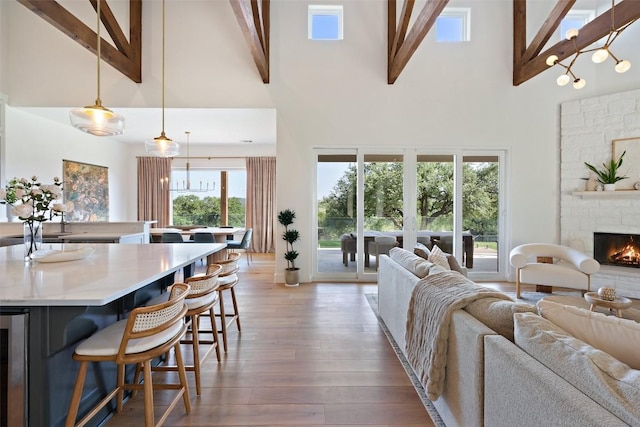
[{"xmin": 17, "ymin": 0, "xmax": 640, "ymax": 86}]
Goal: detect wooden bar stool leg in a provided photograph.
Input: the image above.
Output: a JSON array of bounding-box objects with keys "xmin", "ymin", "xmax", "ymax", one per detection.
[
  {"xmin": 143, "ymin": 361, "xmax": 154, "ymax": 427},
  {"xmin": 65, "ymin": 361, "xmax": 88, "ymax": 427},
  {"xmin": 231, "ymin": 288, "xmax": 241, "ymax": 331},
  {"xmin": 218, "ymin": 290, "xmax": 228, "ymax": 352},
  {"xmin": 209, "ymin": 306, "xmax": 221, "ymax": 362},
  {"xmin": 116, "ymin": 364, "xmax": 125, "ymax": 412},
  {"xmin": 191, "ymin": 314, "xmax": 202, "ymax": 396},
  {"xmin": 174, "ymin": 342, "xmax": 192, "ymax": 413}
]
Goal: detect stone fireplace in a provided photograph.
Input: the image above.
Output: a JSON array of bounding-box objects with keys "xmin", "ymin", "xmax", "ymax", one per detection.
[
  {"xmin": 594, "ymin": 232, "xmax": 640, "ymax": 268},
  {"xmin": 560, "ymin": 88, "xmax": 640, "ymax": 298}
]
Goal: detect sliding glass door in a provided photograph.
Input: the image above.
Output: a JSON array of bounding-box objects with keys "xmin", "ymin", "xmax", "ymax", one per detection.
[{"xmin": 313, "ymin": 149, "xmax": 506, "ymax": 281}]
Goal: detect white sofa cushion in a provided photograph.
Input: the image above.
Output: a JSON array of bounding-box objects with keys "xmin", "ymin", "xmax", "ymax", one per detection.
[
  {"xmin": 428, "ymin": 245, "xmax": 450, "ymax": 270},
  {"xmin": 514, "ymin": 312, "xmax": 640, "ymax": 426},
  {"xmin": 389, "ymin": 247, "xmax": 433, "ymax": 278},
  {"xmin": 537, "ymin": 299, "xmax": 640, "ymax": 370}
]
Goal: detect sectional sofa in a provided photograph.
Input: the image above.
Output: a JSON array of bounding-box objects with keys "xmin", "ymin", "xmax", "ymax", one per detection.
[{"xmin": 378, "ymin": 247, "xmax": 640, "ymax": 427}]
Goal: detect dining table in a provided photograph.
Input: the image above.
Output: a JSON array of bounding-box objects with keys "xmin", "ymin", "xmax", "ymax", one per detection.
[
  {"xmin": 150, "ymin": 227, "xmax": 243, "ymax": 243},
  {"xmin": 0, "ymin": 242, "xmax": 226, "ymax": 427}
]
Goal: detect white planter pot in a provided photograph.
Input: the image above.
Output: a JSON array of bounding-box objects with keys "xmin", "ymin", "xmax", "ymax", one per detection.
[
  {"xmin": 284, "ymin": 268, "xmax": 300, "ymax": 287},
  {"xmin": 603, "ymin": 183, "xmax": 616, "ymax": 191}
]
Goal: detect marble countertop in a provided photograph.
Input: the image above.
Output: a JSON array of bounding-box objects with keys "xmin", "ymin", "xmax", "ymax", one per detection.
[{"xmin": 0, "ymin": 243, "xmax": 225, "ymax": 306}]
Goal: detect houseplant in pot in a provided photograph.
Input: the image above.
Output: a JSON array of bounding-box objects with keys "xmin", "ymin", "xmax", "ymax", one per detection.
[
  {"xmin": 278, "ymin": 208, "xmax": 300, "ymax": 286},
  {"xmin": 584, "ymin": 150, "xmax": 627, "ymax": 191}
]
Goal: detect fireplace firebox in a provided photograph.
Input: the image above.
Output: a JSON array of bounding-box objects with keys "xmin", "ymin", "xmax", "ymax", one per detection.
[{"xmin": 594, "ymin": 232, "xmax": 640, "ymax": 268}]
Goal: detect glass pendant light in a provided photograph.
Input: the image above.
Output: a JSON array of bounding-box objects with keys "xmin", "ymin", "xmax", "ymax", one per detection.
[
  {"xmin": 145, "ymin": 0, "xmax": 179, "ymax": 157},
  {"xmin": 69, "ymin": 0, "xmax": 125, "ymax": 136}
]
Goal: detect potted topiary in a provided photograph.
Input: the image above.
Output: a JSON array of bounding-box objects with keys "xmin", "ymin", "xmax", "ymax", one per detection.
[
  {"xmin": 584, "ymin": 151, "xmax": 628, "ymax": 191},
  {"xmin": 278, "ymin": 209, "xmax": 300, "ymax": 286}
]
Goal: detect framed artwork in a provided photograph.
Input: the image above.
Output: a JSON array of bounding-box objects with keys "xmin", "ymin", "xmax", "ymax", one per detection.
[
  {"xmin": 62, "ymin": 160, "xmax": 109, "ymax": 221},
  {"xmin": 613, "ymin": 137, "xmax": 640, "ymax": 190}
]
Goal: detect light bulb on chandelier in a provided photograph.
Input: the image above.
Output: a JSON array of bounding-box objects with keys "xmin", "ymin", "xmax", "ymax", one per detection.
[{"xmin": 545, "ymin": 0, "xmax": 635, "ymax": 90}]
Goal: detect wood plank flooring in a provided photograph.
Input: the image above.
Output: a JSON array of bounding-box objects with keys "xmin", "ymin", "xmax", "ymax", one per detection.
[
  {"xmin": 101, "ymin": 253, "xmax": 640, "ymax": 426},
  {"xmin": 105, "ymin": 253, "xmax": 435, "ymax": 426}
]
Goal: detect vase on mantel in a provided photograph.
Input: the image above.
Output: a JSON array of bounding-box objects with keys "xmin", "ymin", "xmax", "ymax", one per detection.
[
  {"xmin": 24, "ymin": 221, "xmax": 43, "ymax": 261},
  {"xmin": 603, "ymin": 183, "xmax": 616, "ymax": 191}
]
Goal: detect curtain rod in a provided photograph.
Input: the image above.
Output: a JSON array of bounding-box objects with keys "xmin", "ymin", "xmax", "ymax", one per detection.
[{"xmin": 136, "ymin": 156, "xmax": 249, "ymax": 160}]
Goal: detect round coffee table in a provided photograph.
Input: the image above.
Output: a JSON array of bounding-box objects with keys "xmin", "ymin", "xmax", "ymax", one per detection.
[{"xmin": 584, "ymin": 292, "xmax": 632, "ymax": 318}]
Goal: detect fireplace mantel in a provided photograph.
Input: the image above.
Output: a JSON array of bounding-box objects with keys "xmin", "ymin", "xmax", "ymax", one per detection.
[{"xmin": 572, "ymin": 191, "xmax": 640, "ymax": 199}]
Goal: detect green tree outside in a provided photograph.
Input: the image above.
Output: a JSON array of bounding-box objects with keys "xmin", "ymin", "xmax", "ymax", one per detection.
[
  {"xmin": 318, "ymin": 162, "xmax": 498, "ymax": 245},
  {"xmin": 172, "ymin": 195, "xmax": 245, "ymax": 226}
]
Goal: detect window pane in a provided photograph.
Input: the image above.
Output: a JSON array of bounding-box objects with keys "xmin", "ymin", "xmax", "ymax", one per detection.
[
  {"xmin": 436, "ymin": 16, "xmax": 463, "ymax": 42},
  {"xmin": 317, "ymin": 155, "xmax": 357, "ymax": 273},
  {"xmin": 560, "ymin": 19, "xmax": 584, "ymax": 39},
  {"xmin": 170, "ymin": 169, "xmax": 246, "ymax": 227},
  {"xmin": 312, "ymin": 14, "xmax": 339, "ymax": 40}
]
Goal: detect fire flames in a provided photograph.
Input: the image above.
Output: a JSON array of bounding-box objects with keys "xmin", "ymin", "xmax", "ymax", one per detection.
[{"xmin": 609, "ymin": 236, "xmax": 640, "ymax": 266}]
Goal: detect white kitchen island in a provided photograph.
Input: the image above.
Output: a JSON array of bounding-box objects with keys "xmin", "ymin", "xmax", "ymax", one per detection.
[{"xmin": 0, "ymin": 242, "xmax": 226, "ymax": 427}]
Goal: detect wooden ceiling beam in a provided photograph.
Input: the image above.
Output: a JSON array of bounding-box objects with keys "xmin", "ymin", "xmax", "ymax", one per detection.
[
  {"xmin": 388, "ymin": 0, "xmax": 449, "ymax": 84},
  {"xmin": 514, "ymin": 0, "xmax": 640, "ymax": 86},
  {"xmin": 230, "ymin": 0, "xmax": 270, "ymax": 83},
  {"xmin": 389, "ymin": 0, "xmax": 415, "ymax": 69},
  {"xmin": 89, "ymin": 0, "xmax": 133, "ymax": 59},
  {"xmin": 521, "ymin": 0, "xmax": 575, "ymax": 63},
  {"xmin": 18, "ymin": 0, "xmax": 142, "ymax": 83}
]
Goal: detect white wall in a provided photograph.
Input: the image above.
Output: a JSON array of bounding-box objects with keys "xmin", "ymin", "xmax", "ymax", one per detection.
[
  {"xmin": 2, "ymin": 0, "xmax": 640, "ymax": 282},
  {"xmin": 3, "ymin": 107, "xmax": 133, "ymax": 221}
]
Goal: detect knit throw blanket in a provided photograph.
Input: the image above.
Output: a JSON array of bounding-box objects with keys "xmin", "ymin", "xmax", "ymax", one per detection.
[{"xmin": 405, "ymin": 271, "xmax": 512, "ymax": 400}]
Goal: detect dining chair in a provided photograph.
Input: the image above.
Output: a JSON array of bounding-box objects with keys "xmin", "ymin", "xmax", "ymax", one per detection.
[
  {"xmin": 162, "ymin": 231, "xmax": 185, "ymax": 243},
  {"xmin": 65, "ymin": 283, "xmax": 191, "ymax": 427},
  {"xmin": 226, "ymin": 228, "xmax": 253, "ymax": 264},
  {"xmin": 369, "ymin": 235, "xmax": 398, "ymax": 269}
]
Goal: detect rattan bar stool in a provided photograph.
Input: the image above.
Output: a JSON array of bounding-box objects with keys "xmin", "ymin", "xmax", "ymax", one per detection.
[
  {"xmin": 147, "ymin": 267, "xmax": 222, "ymax": 395},
  {"xmin": 206, "ymin": 252, "xmax": 241, "ymax": 352},
  {"xmin": 65, "ymin": 283, "xmax": 191, "ymax": 427}
]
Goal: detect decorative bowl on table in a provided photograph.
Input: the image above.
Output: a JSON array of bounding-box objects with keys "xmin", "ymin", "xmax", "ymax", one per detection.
[{"xmin": 31, "ymin": 246, "xmax": 94, "ymax": 263}]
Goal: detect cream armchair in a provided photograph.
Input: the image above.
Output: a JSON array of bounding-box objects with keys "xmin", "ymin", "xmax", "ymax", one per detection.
[{"xmin": 509, "ymin": 243, "xmax": 600, "ymax": 298}]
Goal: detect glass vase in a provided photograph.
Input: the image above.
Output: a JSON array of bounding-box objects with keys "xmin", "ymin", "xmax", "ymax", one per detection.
[{"xmin": 24, "ymin": 221, "xmax": 43, "ymax": 261}]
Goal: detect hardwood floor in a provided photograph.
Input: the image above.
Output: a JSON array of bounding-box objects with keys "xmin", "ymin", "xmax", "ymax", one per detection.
[
  {"xmin": 100, "ymin": 253, "xmax": 640, "ymax": 426},
  {"xmin": 105, "ymin": 253, "xmax": 436, "ymax": 426}
]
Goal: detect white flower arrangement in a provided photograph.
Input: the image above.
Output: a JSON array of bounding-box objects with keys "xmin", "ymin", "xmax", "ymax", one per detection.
[{"xmin": 0, "ymin": 176, "xmax": 66, "ymax": 223}]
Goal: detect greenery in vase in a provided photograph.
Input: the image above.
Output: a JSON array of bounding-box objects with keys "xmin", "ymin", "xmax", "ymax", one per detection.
[
  {"xmin": 584, "ymin": 151, "xmax": 628, "ymax": 185},
  {"xmin": 278, "ymin": 209, "xmax": 300, "ymax": 270}
]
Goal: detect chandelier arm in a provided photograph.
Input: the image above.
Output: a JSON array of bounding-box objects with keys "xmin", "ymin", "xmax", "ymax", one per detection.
[{"xmin": 608, "ymin": 50, "xmax": 621, "ymax": 63}]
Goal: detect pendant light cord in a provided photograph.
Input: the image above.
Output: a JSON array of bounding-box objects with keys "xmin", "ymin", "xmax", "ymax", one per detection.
[
  {"xmin": 96, "ymin": 0, "xmax": 101, "ymax": 104},
  {"xmin": 161, "ymin": 0, "xmax": 166, "ymax": 134}
]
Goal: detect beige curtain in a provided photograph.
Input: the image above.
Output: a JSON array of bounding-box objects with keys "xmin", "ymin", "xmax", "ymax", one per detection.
[
  {"xmin": 246, "ymin": 157, "xmax": 276, "ymax": 253},
  {"xmin": 137, "ymin": 157, "xmax": 171, "ymax": 228}
]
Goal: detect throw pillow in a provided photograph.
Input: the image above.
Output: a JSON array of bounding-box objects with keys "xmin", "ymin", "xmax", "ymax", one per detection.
[
  {"xmin": 514, "ymin": 312, "xmax": 640, "ymax": 425},
  {"xmin": 537, "ymin": 299, "xmax": 640, "ymax": 370},
  {"xmin": 446, "ymin": 253, "xmax": 465, "ymax": 274},
  {"xmin": 388, "ymin": 247, "xmax": 433, "ymax": 278},
  {"xmin": 427, "ymin": 244, "xmax": 450, "ymax": 270},
  {"xmin": 414, "ymin": 242, "xmax": 431, "ymax": 259},
  {"xmin": 464, "ymin": 297, "xmax": 537, "ymax": 341}
]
